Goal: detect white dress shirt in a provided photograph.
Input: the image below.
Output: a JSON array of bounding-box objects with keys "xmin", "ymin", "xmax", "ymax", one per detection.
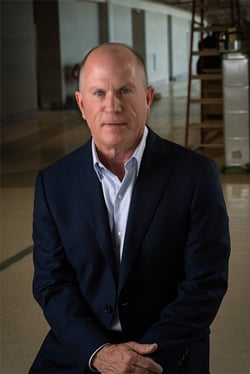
[
  {"xmin": 92, "ymin": 126, "xmax": 148, "ymax": 329},
  {"xmin": 88, "ymin": 126, "xmax": 148, "ymax": 370}
]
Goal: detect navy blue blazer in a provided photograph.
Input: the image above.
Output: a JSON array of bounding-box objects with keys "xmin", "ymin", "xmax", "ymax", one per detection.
[{"xmin": 30, "ymin": 128, "xmax": 230, "ymax": 373}]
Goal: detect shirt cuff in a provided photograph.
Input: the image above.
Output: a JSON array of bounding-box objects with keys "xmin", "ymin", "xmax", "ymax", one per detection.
[{"xmin": 88, "ymin": 343, "xmax": 111, "ymax": 372}]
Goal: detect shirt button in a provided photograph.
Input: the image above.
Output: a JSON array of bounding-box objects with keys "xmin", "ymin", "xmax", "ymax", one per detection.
[{"xmin": 118, "ymin": 194, "xmax": 123, "ymax": 200}]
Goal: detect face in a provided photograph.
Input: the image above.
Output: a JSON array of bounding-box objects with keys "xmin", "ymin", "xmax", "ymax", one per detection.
[{"xmin": 75, "ymin": 46, "xmax": 154, "ymax": 155}]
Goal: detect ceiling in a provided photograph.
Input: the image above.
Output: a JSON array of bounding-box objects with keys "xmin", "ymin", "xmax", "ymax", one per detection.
[{"xmin": 148, "ymin": 0, "xmax": 250, "ymax": 25}]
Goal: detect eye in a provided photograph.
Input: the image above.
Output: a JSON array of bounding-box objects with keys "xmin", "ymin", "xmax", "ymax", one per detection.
[
  {"xmin": 120, "ymin": 88, "xmax": 129, "ymax": 95},
  {"xmin": 95, "ymin": 89, "xmax": 104, "ymax": 97}
]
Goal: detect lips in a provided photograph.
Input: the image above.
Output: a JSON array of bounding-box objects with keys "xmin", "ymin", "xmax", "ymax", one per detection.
[{"xmin": 102, "ymin": 122, "xmax": 126, "ymax": 126}]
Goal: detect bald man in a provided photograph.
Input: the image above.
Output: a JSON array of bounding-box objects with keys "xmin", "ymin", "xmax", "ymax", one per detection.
[{"xmin": 30, "ymin": 43, "xmax": 230, "ymax": 373}]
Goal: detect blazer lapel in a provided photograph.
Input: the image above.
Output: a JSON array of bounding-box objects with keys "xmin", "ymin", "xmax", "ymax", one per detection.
[
  {"xmin": 74, "ymin": 143, "xmax": 118, "ymax": 281},
  {"xmin": 119, "ymin": 130, "xmax": 175, "ymax": 292},
  {"xmin": 73, "ymin": 132, "xmax": 175, "ymax": 290}
]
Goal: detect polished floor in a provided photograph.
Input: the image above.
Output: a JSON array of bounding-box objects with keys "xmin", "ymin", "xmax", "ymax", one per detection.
[{"xmin": 1, "ymin": 81, "xmax": 250, "ymax": 373}]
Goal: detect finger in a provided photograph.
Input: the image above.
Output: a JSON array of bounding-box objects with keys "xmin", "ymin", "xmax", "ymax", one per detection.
[
  {"xmin": 126, "ymin": 341, "xmax": 158, "ymax": 355},
  {"xmin": 132, "ymin": 355, "xmax": 163, "ymax": 373},
  {"xmin": 92, "ymin": 342, "xmax": 163, "ymax": 374}
]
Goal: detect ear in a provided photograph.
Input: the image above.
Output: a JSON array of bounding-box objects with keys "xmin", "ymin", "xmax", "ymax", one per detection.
[
  {"xmin": 75, "ymin": 91, "xmax": 86, "ymax": 119},
  {"xmin": 146, "ymin": 85, "xmax": 155, "ymax": 108}
]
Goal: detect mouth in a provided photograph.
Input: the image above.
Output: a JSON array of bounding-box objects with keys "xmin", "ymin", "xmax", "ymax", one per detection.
[{"xmin": 102, "ymin": 122, "xmax": 127, "ymax": 127}]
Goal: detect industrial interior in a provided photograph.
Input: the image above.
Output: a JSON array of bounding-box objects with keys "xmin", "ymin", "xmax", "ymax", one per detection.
[{"xmin": 1, "ymin": 0, "xmax": 250, "ymax": 373}]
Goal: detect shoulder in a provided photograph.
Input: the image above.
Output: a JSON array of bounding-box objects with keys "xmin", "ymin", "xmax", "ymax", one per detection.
[
  {"xmin": 35, "ymin": 139, "xmax": 93, "ymax": 192},
  {"xmin": 147, "ymin": 127, "xmax": 215, "ymax": 168},
  {"xmin": 145, "ymin": 127, "xmax": 220, "ymax": 189},
  {"xmin": 42, "ymin": 139, "xmax": 92, "ymax": 175}
]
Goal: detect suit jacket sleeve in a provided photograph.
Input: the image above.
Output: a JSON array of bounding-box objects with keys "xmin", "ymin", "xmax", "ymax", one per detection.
[
  {"xmin": 138, "ymin": 158, "xmax": 230, "ymax": 370},
  {"xmin": 32, "ymin": 170, "xmax": 110, "ymax": 370}
]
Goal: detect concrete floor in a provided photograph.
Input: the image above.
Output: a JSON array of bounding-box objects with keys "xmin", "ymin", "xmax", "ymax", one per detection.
[{"xmin": 1, "ymin": 82, "xmax": 250, "ymax": 373}]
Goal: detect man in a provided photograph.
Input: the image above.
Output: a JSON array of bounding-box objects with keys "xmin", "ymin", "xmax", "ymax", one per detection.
[{"xmin": 30, "ymin": 43, "xmax": 230, "ymax": 373}]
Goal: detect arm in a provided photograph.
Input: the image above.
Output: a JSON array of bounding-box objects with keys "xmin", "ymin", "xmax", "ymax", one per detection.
[
  {"xmin": 139, "ymin": 159, "xmax": 230, "ymax": 370},
  {"xmin": 32, "ymin": 171, "xmax": 110, "ymax": 370}
]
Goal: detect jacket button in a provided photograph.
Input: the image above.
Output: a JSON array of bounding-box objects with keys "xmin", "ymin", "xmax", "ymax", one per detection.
[
  {"xmin": 121, "ymin": 302, "xmax": 128, "ymax": 307},
  {"xmin": 104, "ymin": 304, "xmax": 113, "ymax": 314}
]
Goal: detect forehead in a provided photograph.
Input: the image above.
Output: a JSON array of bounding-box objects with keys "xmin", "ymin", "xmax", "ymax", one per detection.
[
  {"xmin": 87, "ymin": 45, "xmax": 137, "ymax": 67},
  {"xmin": 80, "ymin": 47, "xmax": 146, "ymax": 87}
]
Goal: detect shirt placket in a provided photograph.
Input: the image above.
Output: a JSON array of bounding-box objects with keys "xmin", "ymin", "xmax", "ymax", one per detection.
[{"xmin": 113, "ymin": 160, "xmax": 136, "ymax": 264}]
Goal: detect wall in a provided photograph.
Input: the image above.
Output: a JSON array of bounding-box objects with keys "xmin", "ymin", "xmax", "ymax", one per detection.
[
  {"xmin": 132, "ymin": 9, "xmax": 146, "ymax": 63},
  {"xmin": 33, "ymin": 0, "xmax": 62, "ymax": 110},
  {"xmin": 112, "ymin": 4, "xmax": 132, "ymax": 45},
  {"xmin": 58, "ymin": 0, "xmax": 99, "ymax": 105},
  {"xmin": 145, "ymin": 11, "xmax": 169, "ymax": 92},
  {"xmin": 171, "ymin": 15, "xmax": 190, "ymax": 79},
  {"xmin": 1, "ymin": 0, "xmax": 37, "ymax": 122}
]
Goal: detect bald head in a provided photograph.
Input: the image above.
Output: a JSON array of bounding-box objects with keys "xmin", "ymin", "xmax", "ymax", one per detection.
[
  {"xmin": 74, "ymin": 41, "xmax": 155, "ymax": 160},
  {"xmin": 78, "ymin": 43, "xmax": 148, "ymax": 90}
]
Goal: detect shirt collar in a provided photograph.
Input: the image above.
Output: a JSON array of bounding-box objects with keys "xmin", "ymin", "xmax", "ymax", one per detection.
[{"xmin": 92, "ymin": 126, "xmax": 148, "ymax": 180}]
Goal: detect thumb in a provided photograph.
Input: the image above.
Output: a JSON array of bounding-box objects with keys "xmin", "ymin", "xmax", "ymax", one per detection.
[{"xmin": 126, "ymin": 341, "xmax": 159, "ymax": 355}]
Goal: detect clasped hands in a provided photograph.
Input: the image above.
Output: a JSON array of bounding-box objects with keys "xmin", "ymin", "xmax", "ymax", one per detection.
[{"xmin": 92, "ymin": 341, "xmax": 163, "ymax": 373}]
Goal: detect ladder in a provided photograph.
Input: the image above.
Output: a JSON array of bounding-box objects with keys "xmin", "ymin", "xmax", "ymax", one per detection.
[{"xmin": 185, "ymin": 0, "xmax": 241, "ymax": 151}]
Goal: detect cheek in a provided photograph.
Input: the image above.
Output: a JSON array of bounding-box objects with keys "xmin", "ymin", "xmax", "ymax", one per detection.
[
  {"xmin": 135, "ymin": 100, "xmax": 149, "ymax": 119},
  {"xmin": 127, "ymin": 97, "xmax": 146, "ymax": 115},
  {"xmin": 81, "ymin": 100, "xmax": 97, "ymax": 119},
  {"xmin": 82, "ymin": 106, "xmax": 101, "ymax": 130}
]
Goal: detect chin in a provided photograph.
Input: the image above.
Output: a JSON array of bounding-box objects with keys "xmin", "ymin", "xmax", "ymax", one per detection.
[{"xmin": 105, "ymin": 134, "xmax": 126, "ymax": 145}]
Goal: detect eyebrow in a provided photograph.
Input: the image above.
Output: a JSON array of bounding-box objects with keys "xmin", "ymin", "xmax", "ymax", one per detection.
[
  {"xmin": 88, "ymin": 82, "xmax": 137, "ymax": 91},
  {"xmin": 93, "ymin": 82, "xmax": 136, "ymax": 90}
]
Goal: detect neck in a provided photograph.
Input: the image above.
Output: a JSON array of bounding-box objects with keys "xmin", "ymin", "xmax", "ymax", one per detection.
[{"xmin": 97, "ymin": 147, "xmax": 134, "ymax": 181}]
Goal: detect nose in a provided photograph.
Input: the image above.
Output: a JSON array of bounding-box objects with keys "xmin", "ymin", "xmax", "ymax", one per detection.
[{"xmin": 104, "ymin": 92, "xmax": 122, "ymax": 113}]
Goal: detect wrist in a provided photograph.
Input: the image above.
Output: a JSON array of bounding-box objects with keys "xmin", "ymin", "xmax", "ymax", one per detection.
[{"xmin": 90, "ymin": 343, "xmax": 111, "ymax": 372}]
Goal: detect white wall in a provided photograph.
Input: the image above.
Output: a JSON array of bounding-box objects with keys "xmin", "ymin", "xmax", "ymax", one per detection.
[
  {"xmin": 112, "ymin": 4, "xmax": 132, "ymax": 45},
  {"xmin": 172, "ymin": 16, "xmax": 190, "ymax": 79},
  {"xmin": 145, "ymin": 11, "xmax": 169, "ymax": 92},
  {"xmin": 58, "ymin": 0, "xmax": 99, "ymax": 104}
]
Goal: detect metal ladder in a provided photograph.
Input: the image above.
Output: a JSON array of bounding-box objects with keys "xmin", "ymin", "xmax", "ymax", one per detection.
[{"xmin": 185, "ymin": 0, "xmax": 241, "ymax": 150}]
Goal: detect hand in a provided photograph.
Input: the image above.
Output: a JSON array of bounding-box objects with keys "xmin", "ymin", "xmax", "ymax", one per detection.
[{"xmin": 92, "ymin": 341, "xmax": 163, "ymax": 373}]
